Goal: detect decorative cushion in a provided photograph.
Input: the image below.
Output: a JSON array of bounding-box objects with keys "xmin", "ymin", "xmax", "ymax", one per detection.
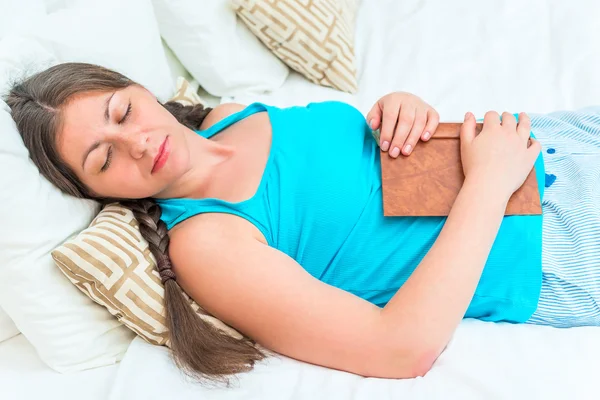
[
  {"xmin": 232, "ymin": 0, "xmax": 359, "ymax": 93},
  {"xmin": 50, "ymin": 83, "xmax": 242, "ymax": 347},
  {"xmin": 169, "ymin": 76, "xmax": 209, "ymax": 107}
]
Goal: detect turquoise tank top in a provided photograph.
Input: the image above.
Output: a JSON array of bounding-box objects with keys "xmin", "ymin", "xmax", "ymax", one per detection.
[{"xmin": 156, "ymin": 101, "xmax": 546, "ymax": 323}]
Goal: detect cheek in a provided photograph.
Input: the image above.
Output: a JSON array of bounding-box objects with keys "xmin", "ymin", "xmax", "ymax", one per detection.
[
  {"xmin": 143, "ymin": 98, "xmax": 179, "ymax": 128},
  {"xmin": 106, "ymin": 169, "xmax": 156, "ymax": 199},
  {"xmin": 102, "ymin": 159, "xmax": 147, "ymax": 189}
]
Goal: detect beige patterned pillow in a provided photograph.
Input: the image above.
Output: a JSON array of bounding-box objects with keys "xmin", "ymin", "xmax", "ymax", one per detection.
[
  {"xmin": 169, "ymin": 76, "xmax": 210, "ymax": 107},
  {"xmin": 51, "ymin": 204, "xmax": 242, "ymax": 347},
  {"xmin": 50, "ymin": 80, "xmax": 241, "ymax": 347},
  {"xmin": 232, "ymin": 0, "xmax": 359, "ymax": 93}
]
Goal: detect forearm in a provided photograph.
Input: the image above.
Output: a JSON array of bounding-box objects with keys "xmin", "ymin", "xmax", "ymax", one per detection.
[{"xmin": 380, "ymin": 177, "xmax": 509, "ymax": 369}]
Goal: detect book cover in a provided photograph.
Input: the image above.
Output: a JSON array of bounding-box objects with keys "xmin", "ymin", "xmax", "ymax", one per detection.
[{"xmin": 378, "ymin": 123, "xmax": 542, "ymax": 217}]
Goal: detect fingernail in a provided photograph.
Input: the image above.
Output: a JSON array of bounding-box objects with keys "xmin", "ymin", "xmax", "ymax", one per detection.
[
  {"xmin": 423, "ymin": 131, "xmax": 431, "ymax": 140},
  {"xmin": 369, "ymin": 119, "xmax": 375, "ymax": 129},
  {"xmin": 464, "ymin": 112, "xmax": 470, "ymax": 121},
  {"xmin": 404, "ymin": 144, "xmax": 412, "ymax": 154},
  {"xmin": 381, "ymin": 141, "xmax": 390, "ymax": 151},
  {"xmin": 390, "ymin": 147, "xmax": 400, "ymax": 157}
]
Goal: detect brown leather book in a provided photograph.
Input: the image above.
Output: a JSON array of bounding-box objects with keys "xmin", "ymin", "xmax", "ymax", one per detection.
[{"xmin": 378, "ymin": 122, "xmax": 542, "ymax": 217}]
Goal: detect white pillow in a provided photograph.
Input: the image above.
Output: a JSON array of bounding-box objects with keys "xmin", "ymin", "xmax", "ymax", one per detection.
[
  {"xmin": 0, "ymin": 34, "xmax": 56, "ymax": 96},
  {"xmin": 0, "ymin": 0, "xmax": 46, "ymax": 38},
  {"xmin": 43, "ymin": 0, "xmax": 68, "ymax": 13},
  {"xmin": 32, "ymin": 0, "xmax": 174, "ymax": 101},
  {"xmin": 151, "ymin": 0, "xmax": 289, "ymax": 97},
  {"xmin": 0, "ymin": 307, "xmax": 19, "ymax": 343},
  {"xmin": 0, "ymin": 0, "xmax": 175, "ymax": 373},
  {"xmin": 0, "ymin": 98, "xmax": 134, "ymax": 372}
]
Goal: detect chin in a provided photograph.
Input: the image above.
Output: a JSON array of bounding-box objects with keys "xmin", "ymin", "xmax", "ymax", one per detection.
[{"xmin": 149, "ymin": 171, "xmax": 184, "ymax": 199}]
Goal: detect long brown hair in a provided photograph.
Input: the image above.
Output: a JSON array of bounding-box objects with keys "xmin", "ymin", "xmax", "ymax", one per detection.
[{"xmin": 6, "ymin": 62, "xmax": 265, "ymax": 384}]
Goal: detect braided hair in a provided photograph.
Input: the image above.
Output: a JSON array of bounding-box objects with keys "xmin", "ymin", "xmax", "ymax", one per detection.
[{"xmin": 6, "ymin": 62, "xmax": 265, "ymax": 384}]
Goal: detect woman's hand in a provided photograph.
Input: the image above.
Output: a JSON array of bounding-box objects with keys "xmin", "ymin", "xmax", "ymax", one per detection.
[
  {"xmin": 367, "ymin": 92, "xmax": 439, "ymax": 158},
  {"xmin": 460, "ymin": 111, "xmax": 541, "ymax": 199}
]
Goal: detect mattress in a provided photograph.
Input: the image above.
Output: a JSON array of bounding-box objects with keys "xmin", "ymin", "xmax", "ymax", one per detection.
[
  {"xmin": 109, "ymin": 0, "xmax": 600, "ymax": 399},
  {"xmin": 0, "ymin": 334, "xmax": 119, "ymax": 400}
]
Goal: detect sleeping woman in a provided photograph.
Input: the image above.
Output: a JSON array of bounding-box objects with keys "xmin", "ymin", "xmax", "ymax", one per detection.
[{"xmin": 7, "ymin": 62, "xmax": 600, "ymax": 382}]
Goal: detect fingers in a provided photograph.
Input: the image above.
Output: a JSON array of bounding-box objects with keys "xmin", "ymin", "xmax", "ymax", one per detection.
[
  {"xmin": 422, "ymin": 109, "xmax": 439, "ymax": 141},
  {"xmin": 483, "ymin": 110, "xmax": 501, "ymax": 127},
  {"xmin": 460, "ymin": 112, "xmax": 477, "ymax": 145},
  {"xmin": 527, "ymin": 136, "xmax": 542, "ymax": 163},
  {"xmin": 379, "ymin": 98, "xmax": 402, "ymax": 152},
  {"xmin": 501, "ymin": 112, "xmax": 517, "ymax": 131},
  {"xmin": 517, "ymin": 112, "xmax": 532, "ymax": 142},
  {"xmin": 389, "ymin": 106, "xmax": 415, "ymax": 157},
  {"xmin": 401, "ymin": 109, "xmax": 427, "ymax": 156},
  {"xmin": 366, "ymin": 102, "xmax": 382, "ymax": 131},
  {"xmin": 368, "ymin": 93, "xmax": 440, "ymax": 157}
]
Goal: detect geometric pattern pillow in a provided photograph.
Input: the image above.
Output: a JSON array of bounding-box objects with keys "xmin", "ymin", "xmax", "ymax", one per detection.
[
  {"xmin": 51, "ymin": 203, "xmax": 242, "ymax": 347},
  {"xmin": 168, "ymin": 76, "xmax": 210, "ymax": 107},
  {"xmin": 231, "ymin": 0, "xmax": 359, "ymax": 93}
]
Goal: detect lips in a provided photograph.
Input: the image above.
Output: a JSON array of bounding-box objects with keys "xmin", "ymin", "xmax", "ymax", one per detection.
[{"xmin": 152, "ymin": 136, "xmax": 169, "ymax": 174}]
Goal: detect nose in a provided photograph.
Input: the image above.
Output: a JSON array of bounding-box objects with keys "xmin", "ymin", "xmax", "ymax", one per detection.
[{"xmin": 123, "ymin": 130, "xmax": 150, "ymax": 159}]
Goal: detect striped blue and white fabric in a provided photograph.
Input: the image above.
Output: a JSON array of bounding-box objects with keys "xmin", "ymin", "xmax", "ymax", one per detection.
[{"xmin": 526, "ymin": 107, "xmax": 600, "ymax": 328}]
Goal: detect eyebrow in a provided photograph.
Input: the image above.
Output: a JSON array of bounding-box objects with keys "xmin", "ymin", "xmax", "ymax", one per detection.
[{"xmin": 104, "ymin": 92, "xmax": 115, "ymax": 122}]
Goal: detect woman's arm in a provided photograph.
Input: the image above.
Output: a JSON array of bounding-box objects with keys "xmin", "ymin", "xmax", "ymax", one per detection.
[
  {"xmin": 381, "ymin": 175, "xmax": 509, "ymax": 371},
  {"xmin": 169, "ymin": 111, "xmax": 540, "ymax": 379},
  {"xmin": 169, "ymin": 177, "xmax": 507, "ymax": 379}
]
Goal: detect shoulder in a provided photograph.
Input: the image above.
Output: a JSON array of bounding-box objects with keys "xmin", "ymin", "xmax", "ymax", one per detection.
[
  {"xmin": 166, "ymin": 213, "xmax": 268, "ymax": 302},
  {"xmin": 199, "ymin": 103, "xmax": 246, "ymax": 131},
  {"xmin": 168, "ymin": 213, "xmax": 265, "ymax": 264}
]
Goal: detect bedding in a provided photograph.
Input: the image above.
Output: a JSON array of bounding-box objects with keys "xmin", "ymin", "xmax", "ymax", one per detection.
[
  {"xmin": 110, "ymin": 322, "xmax": 600, "ymax": 400},
  {"xmin": 0, "ymin": 0, "xmax": 176, "ymax": 373},
  {"xmin": 0, "ymin": 334, "xmax": 118, "ymax": 400},
  {"xmin": 0, "ymin": 0, "xmax": 45, "ymax": 38},
  {"xmin": 109, "ymin": 0, "xmax": 600, "ymax": 399},
  {"xmin": 229, "ymin": 0, "xmax": 600, "ymax": 119},
  {"xmin": 51, "ymin": 203, "xmax": 242, "ymax": 347},
  {"xmin": 32, "ymin": 0, "xmax": 174, "ymax": 101},
  {"xmin": 232, "ymin": 0, "xmax": 359, "ymax": 93},
  {"xmin": 152, "ymin": 0, "xmax": 289, "ymax": 97},
  {"xmin": 0, "ymin": 307, "xmax": 19, "ymax": 343}
]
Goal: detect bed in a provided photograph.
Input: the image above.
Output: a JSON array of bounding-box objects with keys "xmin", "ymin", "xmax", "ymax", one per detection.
[
  {"xmin": 0, "ymin": 334, "xmax": 118, "ymax": 400},
  {"xmin": 108, "ymin": 1, "xmax": 600, "ymax": 399},
  {"xmin": 3, "ymin": 1, "xmax": 600, "ymax": 399}
]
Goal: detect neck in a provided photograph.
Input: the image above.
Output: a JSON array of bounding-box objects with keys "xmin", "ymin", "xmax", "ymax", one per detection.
[{"xmin": 154, "ymin": 129, "xmax": 233, "ymax": 200}]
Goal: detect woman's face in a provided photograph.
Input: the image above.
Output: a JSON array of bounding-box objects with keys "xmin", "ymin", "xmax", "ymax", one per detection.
[{"xmin": 57, "ymin": 85, "xmax": 191, "ymax": 199}]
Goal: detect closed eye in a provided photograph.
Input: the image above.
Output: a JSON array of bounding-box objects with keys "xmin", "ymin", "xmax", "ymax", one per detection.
[
  {"xmin": 119, "ymin": 102, "xmax": 132, "ymax": 124},
  {"xmin": 100, "ymin": 146, "xmax": 113, "ymax": 172}
]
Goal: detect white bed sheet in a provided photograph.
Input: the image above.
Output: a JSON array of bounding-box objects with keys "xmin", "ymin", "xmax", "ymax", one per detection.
[
  {"xmin": 111, "ymin": 321, "xmax": 600, "ymax": 400},
  {"xmin": 1, "ymin": 334, "xmax": 119, "ymax": 400},
  {"xmin": 109, "ymin": 0, "xmax": 600, "ymax": 399}
]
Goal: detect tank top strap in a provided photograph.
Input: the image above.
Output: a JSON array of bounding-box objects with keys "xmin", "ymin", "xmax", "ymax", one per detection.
[
  {"xmin": 156, "ymin": 101, "xmax": 274, "ymax": 242},
  {"xmin": 156, "ymin": 197, "xmax": 272, "ymax": 243},
  {"xmin": 196, "ymin": 102, "xmax": 268, "ymax": 139}
]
